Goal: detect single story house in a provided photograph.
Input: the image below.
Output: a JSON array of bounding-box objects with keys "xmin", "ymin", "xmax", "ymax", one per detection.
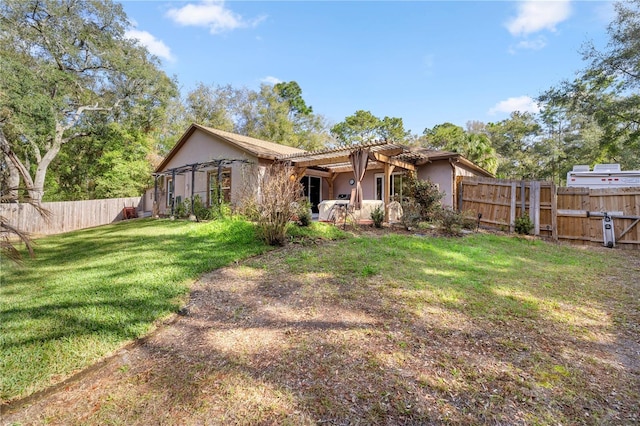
[{"xmin": 148, "ymin": 124, "xmax": 493, "ymax": 220}]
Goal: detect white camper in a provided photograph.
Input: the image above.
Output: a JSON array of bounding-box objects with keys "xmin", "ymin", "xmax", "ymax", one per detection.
[{"xmin": 566, "ymin": 164, "xmax": 640, "ymax": 188}]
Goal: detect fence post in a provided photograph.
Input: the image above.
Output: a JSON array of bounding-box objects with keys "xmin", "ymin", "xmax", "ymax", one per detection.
[
  {"xmin": 529, "ymin": 181, "xmax": 540, "ymax": 235},
  {"xmin": 551, "ymin": 182, "xmax": 558, "ymax": 241},
  {"xmin": 520, "ymin": 180, "xmax": 526, "ymax": 216},
  {"xmin": 510, "ymin": 181, "xmax": 517, "ymax": 233}
]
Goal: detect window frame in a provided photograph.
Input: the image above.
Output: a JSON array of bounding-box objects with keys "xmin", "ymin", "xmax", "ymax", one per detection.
[{"xmin": 208, "ymin": 167, "xmax": 232, "ymax": 206}]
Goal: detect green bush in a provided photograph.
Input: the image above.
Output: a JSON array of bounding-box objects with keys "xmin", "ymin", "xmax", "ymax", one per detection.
[
  {"xmin": 296, "ymin": 199, "xmax": 312, "ymax": 227},
  {"xmin": 400, "ymin": 199, "xmax": 422, "ymax": 231},
  {"xmin": 173, "ymin": 198, "xmax": 189, "ymax": 218},
  {"xmin": 460, "ymin": 211, "xmax": 478, "ymax": 230},
  {"xmin": 437, "ymin": 207, "xmax": 466, "ymax": 236},
  {"xmin": 405, "ymin": 175, "xmax": 444, "ymax": 221},
  {"xmin": 514, "ymin": 215, "xmax": 534, "ymax": 235},
  {"xmin": 370, "ymin": 205, "xmax": 385, "ymax": 228}
]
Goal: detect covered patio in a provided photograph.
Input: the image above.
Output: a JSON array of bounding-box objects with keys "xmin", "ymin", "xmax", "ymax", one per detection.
[{"xmin": 278, "ymin": 142, "xmax": 416, "ymax": 222}]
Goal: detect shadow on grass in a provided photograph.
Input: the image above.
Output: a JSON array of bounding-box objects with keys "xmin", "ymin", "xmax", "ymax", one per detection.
[
  {"xmin": 2, "ymin": 230, "xmax": 638, "ymax": 424},
  {"xmin": 67, "ymin": 235, "xmax": 637, "ymax": 424},
  {"xmin": 0, "ymin": 218, "xmax": 270, "ymax": 401}
]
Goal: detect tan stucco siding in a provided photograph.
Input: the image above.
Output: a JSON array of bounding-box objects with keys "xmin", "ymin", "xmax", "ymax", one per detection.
[
  {"xmin": 417, "ymin": 161, "xmax": 455, "ymax": 207},
  {"xmin": 333, "ymin": 172, "xmax": 355, "ymax": 199},
  {"xmin": 454, "ymin": 164, "xmax": 477, "ymax": 178},
  {"xmin": 161, "ymin": 129, "xmax": 253, "ymax": 169},
  {"xmin": 158, "ymin": 129, "xmax": 259, "ymax": 213}
]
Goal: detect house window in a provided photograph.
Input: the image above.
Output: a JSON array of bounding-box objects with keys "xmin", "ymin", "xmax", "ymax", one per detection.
[
  {"xmin": 375, "ymin": 172, "xmax": 405, "ymax": 202},
  {"xmin": 208, "ymin": 168, "xmax": 232, "ymax": 205}
]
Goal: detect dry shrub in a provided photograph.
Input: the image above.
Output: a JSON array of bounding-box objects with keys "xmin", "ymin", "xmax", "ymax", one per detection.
[{"xmin": 237, "ymin": 163, "xmax": 303, "ymax": 246}]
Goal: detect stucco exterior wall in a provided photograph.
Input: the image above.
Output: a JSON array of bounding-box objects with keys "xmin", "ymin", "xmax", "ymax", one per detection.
[
  {"xmin": 157, "ymin": 129, "xmax": 259, "ymax": 214},
  {"xmin": 417, "ymin": 161, "xmax": 455, "ymax": 207}
]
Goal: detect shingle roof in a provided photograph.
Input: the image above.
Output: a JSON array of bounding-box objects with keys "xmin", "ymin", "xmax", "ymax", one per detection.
[
  {"xmin": 155, "ymin": 124, "xmax": 493, "ymax": 177},
  {"xmin": 397, "ymin": 147, "xmax": 493, "ymax": 177},
  {"xmin": 155, "ymin": 124, "xmax": 305, "ymax": 172},
  {"xmin": 199, "ymin": 126, "xmax": 305, "ymax": 158}
]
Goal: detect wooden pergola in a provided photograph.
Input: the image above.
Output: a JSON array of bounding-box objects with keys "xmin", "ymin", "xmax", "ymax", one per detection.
[
  {"xmin": 278, "ymin": 142, "xmax": 416, "ymax": 221},
  {"xmin": 153, "ymin": 158, "xmax": 251, "ymax": 217}
]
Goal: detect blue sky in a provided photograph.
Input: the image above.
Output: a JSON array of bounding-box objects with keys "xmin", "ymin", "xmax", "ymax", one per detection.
[{"xmin": 121, "ymin": 0, "xmax": 615, "ymax": 135}]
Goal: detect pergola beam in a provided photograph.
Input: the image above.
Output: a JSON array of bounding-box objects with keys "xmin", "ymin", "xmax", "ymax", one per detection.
[
  {"xmin": 369, "ymin": 152, "xmax": 416, "ymax": 171},
  {"xmin": 293, "ymin": 154, "xmax": 351, "ymax": 168}
]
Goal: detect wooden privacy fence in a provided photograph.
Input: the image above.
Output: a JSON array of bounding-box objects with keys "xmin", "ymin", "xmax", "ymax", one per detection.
[
  {"xmin": 459, "ymin": 176, "xmax": 640, "ymax": 250},
  {"xmin": 0, "ymin": 196, "xmax": 143, "ymax": 236},
  {"xmin": 556, "ymin": 187, "xmax": 640, "ymax": 248}
]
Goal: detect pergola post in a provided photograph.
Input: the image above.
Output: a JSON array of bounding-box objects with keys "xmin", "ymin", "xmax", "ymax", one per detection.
[
  {"xmin": 170, "ymin": 169, "xmax": 176, "ymax": 217},
  {"xmin": 384, "ymin": 162, "xmax": 395, "ymax": 222},
  {"xmin": 153, "ymin": 175, "xmax": 159, "ymax": 217},
  {"xmin": 190, "ymin": 164, "xmax": 197, "ymax": 217},
  {"xmin": 325, "ymin": 173, "xmax": 338, "ymax": 200}
]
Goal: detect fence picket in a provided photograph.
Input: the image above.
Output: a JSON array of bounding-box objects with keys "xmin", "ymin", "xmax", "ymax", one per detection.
[
  {"xmin": 0, "ymin": 197, "xmax": 143, "ymax": 236},
  {"xmin": 461, "ymin": 177, "xmax": 640, "ymax": 250}
]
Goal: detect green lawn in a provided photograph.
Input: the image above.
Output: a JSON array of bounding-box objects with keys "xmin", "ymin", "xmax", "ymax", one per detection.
[
  {"xmin": 0, "ymin": 218, "xmax": 280, "ymax": 401},
  {"xmin": 2, "ymin": 221, "xmax": 639, "ymax": 424}
]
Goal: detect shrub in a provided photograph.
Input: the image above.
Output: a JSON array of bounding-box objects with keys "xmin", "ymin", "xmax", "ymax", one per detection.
[
  {"xmin": 370, "ymin": 205, "xmax": 385, "ymax": 228},
  {"xmin": 189, "ymin": 195, "xmax": 229, "ymax": 221},
  {"xmin": 514, "ymin": 215, "xmax": 534, "ymax": 235},
  {"xmin": 460, "ymin": 211, "xmax": 478, "ymax": 230},
  {"xmin": 437, "ymin": 207, "xmax": 466, "ymax": 236},
  {"xmin": 405, "ymin": 175, "xmax": 444, "ymax": 221},
  {"xmin": 296, "ymin": 199, "xmax": 312, "ymax": 227},
  {"xmin": 237, "ymin": 164, "xmax": 303, "ymax": 246},
  {"xmin": 173, "ymin": 198, "xmax": 189, "ymax": 218},
  {"xmin": 400, "ymin": 199, "xmax": 422, "ymax": 231}
]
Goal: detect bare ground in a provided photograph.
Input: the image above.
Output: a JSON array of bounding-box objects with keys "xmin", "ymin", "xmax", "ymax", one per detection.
[{"xmin": 2, "ymin": 237, "xmax": 639, "ymax": 425}]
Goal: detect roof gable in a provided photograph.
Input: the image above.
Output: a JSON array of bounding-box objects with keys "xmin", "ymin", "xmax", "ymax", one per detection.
[{"xmin": 155, "ymin": 124, "xmax": 305, "ymax": 172}]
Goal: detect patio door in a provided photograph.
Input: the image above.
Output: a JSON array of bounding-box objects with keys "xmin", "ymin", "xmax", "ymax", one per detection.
[{"xmin": 301, "ymin": 176, "xmax": 321, "ymax": 213}]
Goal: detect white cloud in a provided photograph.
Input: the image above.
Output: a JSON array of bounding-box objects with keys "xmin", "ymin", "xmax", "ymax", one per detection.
[
  {"xmin": 506, "ymin": 0, "xmax": 572, "ymax": 36},
  {"xmin": 166, "ymin": 0, "xmax": 265, "ymax": 34},
  {"xmin": 489, "ymin": 96, "xmax": 541, "ymax": 115},
  {"xmin": 125, "ymin": 29, "xmax": 175, "ymax": 62},
  {"xmin": 261, "ymin": 76, "xmax": 282, "ymax": 85},
  {"xmin": 514, "ymin": 36, "xmax": 547, "ymax": 51},
  {"xmin": 508, "ymin": 35, "xmax": 547, "ymax": 54}
]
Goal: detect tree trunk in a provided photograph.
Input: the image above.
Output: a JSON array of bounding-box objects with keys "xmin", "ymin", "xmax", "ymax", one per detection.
[
  {"xmin": 0, "ymin": 127, "xmax": 37, "ymax": 201},
  {"xmin": 30, "ymin": 121, "xmax": 66, "ymax": 202},
  {"xmin": 5, "ymin": 157, "xmax": 20, "ymax": 200}
]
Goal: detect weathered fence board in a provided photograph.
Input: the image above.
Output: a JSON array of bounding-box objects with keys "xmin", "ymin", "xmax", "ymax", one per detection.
[
  {"xmin": 459, "ymin": 176, "xmax": 555, "ymax": 238},
  {"xmin": 1, "ymin": 197, "xmax": 143, "ymax": 236},
  {"xmin": 461, "ymin": 177, "xmax": 640, "ymax": 250}
]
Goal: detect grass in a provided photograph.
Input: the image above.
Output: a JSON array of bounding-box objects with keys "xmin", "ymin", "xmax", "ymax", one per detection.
[
  {"xmin": 2, "ymin": 226, "xmax": 639, "ymax": 424},
  {"xmin": 0, "ymin": 217, "xmax": 276, "ymax": 401}
]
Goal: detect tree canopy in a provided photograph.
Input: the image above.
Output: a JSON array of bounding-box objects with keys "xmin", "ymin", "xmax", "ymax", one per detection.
[
  {"xmin": 539, "ymin": 0, "xmax": 640, "ymax": 169},
  {"xmin": 0, "ymin": 0, "xmax": 176, "ymax": 201},
  {"xmin": 330, "ymin": 110, "xmax": 411, "ymax": 146},
  {"xmin": 422, "ymin": 123, "xmax": 498, "ymax": 175}
]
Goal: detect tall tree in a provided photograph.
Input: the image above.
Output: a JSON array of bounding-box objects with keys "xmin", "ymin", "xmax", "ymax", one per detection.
[
  {"xmin": 0, "ymin": 0, "xmax": 176, "ymax": 201},
  {"xmin": 331, "ymin": 110, "xmax": 410, "ymax": 146},
  {"xmin": 235, "ymin": 83, "xmax": 329, "ymax": 150},
  {"xmin": 274, "ymin": 81, "xmax": 313, "ymax": 117},
  {"xmin": 485, "ymin": 112, "xmax": 542, "ymax": 179},
  {"xmin": 422, "ymin": 123, "xmax": 498, "ymax": 174},
  {"xmin": 539, "ymin": 0, "xmax": 640, "ymax": 169},
  {"xmin": 185, "ymin": 83, "xmax": 235, "ymax": 131},
  {"xmin": 422, "ymin": 122, "xmax": 467, "ymax": 150}
]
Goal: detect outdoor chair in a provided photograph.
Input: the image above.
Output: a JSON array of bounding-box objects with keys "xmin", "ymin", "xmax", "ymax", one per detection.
[{"xmin": 328, "ymin": 189, "xmax": 357, "ymax": 229}]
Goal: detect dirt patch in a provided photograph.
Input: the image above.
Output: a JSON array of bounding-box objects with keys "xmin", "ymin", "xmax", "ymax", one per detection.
[{"xmin": 3, "ymin": 236, "xmax": 639, "ymax": 425}]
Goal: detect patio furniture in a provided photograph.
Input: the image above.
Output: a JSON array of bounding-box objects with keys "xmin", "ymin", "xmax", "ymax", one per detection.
[{"xmin": 122, "ymin": 206, "xmax": 138, "ymax": 220}]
